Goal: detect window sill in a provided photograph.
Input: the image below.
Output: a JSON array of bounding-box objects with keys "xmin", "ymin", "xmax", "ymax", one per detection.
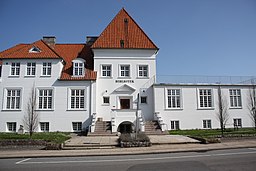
[
  {"xmin": 36, "ymin": 109, "xmax": 54, "ymax": 111},
  {"xmin": 40, "ymin": 75, "xmax": 51, "ymax": 77},
  {"xmin": 24, "ymin": 75, "xmax": 36, "ymax": 78},
  {"xmin": 67, "ymin": 109, "xmax": 87, "ymax": 111},
  {"xmin": 8, "ymin": 75, "xmax": 20, "ymax": 78},
  {"xmin": 165, "ymin": 108, "xmax": 183, "ymax": 111},
  {"xmin": 100, "ymin": 76, "xmax": 113, "ymax": 79},
  {"xmin": 229, "ymin": 107, "xmax": 242, "ymax": 109},
  {"xmin": 136, "ymin": 77, "xmax": 149, "ymax": 79},
  {"xmin": 102, "ymin": 104, "xmax": 110, "ymax": 106},
  {"xmin": 197, "ymin": 108, "xmax": 215, "ymax": 110},
  {"xmin": 117, "ymin": 77, "xmax": 131, "ymax": 79},
  {"xmin": 2, "ymin": 109, "xmax": 22, "ymax": 111}
]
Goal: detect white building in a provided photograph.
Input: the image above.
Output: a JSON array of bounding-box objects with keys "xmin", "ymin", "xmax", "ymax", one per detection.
[{"xmin": 0, "ymin": 8, "xmax": 255, "ymax": 134}]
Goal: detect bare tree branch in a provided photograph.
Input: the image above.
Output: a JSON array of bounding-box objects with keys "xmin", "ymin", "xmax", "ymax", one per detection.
[
  {"xmin": 23, "ymin": 85, "xmax": 39, "ymax": 137},
  {"xmin": 216, "ymin": 85, "xmax": 229, "ymax": 137},
  {"xmin": 247, "ymin": 81, "xmax": 256, "ymax": 129}
]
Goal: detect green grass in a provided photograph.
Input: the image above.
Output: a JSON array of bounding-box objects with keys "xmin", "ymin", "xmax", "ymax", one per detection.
[
  {"xmin": 0, "ymin": 132, "xmax": 71, "ymax": 144},
  {"xmin": 169, "ymin": 128, "xmax": 256, "ymax": 138}
]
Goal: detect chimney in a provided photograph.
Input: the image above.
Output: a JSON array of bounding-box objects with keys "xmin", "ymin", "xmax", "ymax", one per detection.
[{"xmin": 43, "ymin": 36, "xmax": 56, "ymax": 48}]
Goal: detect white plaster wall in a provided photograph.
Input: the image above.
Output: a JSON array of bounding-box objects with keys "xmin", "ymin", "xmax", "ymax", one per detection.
[
  {"xmin": 153, "ymin": 85, "xmax": 254, "ymax": 130},
  {"xmin": 93, "ymin": 49, "xmax": 157, "ymax": 122},
  {"xmin": 0, "ymin": 59, "xmax": 93, "ymax": 132}
]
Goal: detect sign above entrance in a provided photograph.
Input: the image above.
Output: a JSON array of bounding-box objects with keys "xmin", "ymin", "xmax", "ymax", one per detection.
[{"xmin": 115, "ymin": 80, "xmax": 134, "ymax": 83}]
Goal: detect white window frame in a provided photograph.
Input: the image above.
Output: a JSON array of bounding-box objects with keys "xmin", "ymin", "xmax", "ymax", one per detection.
[
  {"xmin": 37, "ymin": 88, "xmax": 54, "ymax": 110},
  {"xmin": 72, "ymin": 122, "xmax": 82, "ymax": 132},
  {"xmin": 229, "ymin": 89, "xmax": 242, "ymax": 108},
  {"xmin": 4, "ymin": 88, "xmax": 22, "ymax": 110},
  {"xmin": 40, "ymin": 122, "xmax": 49, "ymax": 132},
  {"xmin": 138, "ymin": 65, "xmax": 148, "ymax": 78},
  {"xmin": 68, "ymin": 89, "xmax": 86, "ymax": 110},
  {"xmin": 103, "ymin": 96, "xmax": 110, "ymax": 105},
  {"xmin": 26, "ymin": 62, "xmax": 36, "ymax": 76},
  {"xmin": 42, "ymin": 62, "xmax": 51, "ymax": 76},
  {"xmin": 203, "ymin": 119, "xmax": 212, "ymax": 129},
  {"xmin": 170, "ymin": 120, "xmax": 180, "ymax": 130},
  {"xmin": 7, "ymin": 122, "xmax": 17, "ymax": 132},
  {"xmin": 72, "ymin": 58, "xmax": 85, "ymax": 77},
  {"xmin": 119, "ymin": 64, "xmax": 130, "ymax": 78},
  {"xmin": 141, "ymin": 96, "xmax": 147, "ymax": 104},
  {"xmin": 166, "ymin": 89, "xmax": 182, "ymax": 109},
  {"xmin": 233, "ymin": 118, "xmax": 242, "ymax": 128},
  {"xmin": 101, "ymin": 64, "xmax": 112, "ymax": 77},
  {"xmin": 198, "ymin": 89, "xmax": 214, "ymax": 109},
  {"xmin": 10, "ymin": 62, "xmax": 20, "ymax": 76}
]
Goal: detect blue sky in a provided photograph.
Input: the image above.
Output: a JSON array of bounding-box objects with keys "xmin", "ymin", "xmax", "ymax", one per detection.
[{"xmin": 1, "ymin": 0, "xmax": 256, "ymax": 77}]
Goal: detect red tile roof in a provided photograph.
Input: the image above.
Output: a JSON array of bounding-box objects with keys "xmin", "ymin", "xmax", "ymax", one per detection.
[
  {"xmin": 54, "ymin": 44, "xmax": 96, "ymax": 81},
  {"xmin": 92, "ymin": 8, "xmax": 158, "ymax": 49},
  {"xmin": 0, "ymin": 40, "xmax": 61, "ymax": 59}
]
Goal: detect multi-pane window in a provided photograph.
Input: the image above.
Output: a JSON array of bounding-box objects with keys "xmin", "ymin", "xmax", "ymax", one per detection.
[
  {"xmin": 167, "ymin": 89, "xmax": 181, "ymax": 108},
  {"xmin": 103, "ymin": 96, "xmax": 110, "ymax": 105},
  {"xmin": 170, "ymin": 120, "xmax": 180, "ymax": 130},
  {"xmin": 72, "ymin": 122, "xmax": 82, "ymax": 132},
  {"xmin": 40, "ymin": 122, "xmax": 49, "ymax": 132},
  {"xmin": 6, "ymin": 89, "xmax": 21, "ymax": 109},
  {"xmin": 138, "ymin": 65, "xmax": 148, "ymax": 77},
  {"xmin": 38, "ymin": 89, "xmax": 53, "ymax": 109},
  {"xmin": 229, "ymin": 89, "xmax": 242, "ymax": 108},
  {"xmin": 203, "ymin": 120, "xmax": 212, "ymax": 129},
  {"xmin": 26, "ymin": 62, "xmax": 36, "ymax": 76},
  {"xmin": 234, "ymin": 118, "xmax": 242, "ymax": 128},
  {"xmin": 102, "ymin": 65, "xmax": 111, "ymax": 77},
  {"xmin": 141, "ymin": 96, "xmax": 147, "ymax": 104},
  {"xmin": 10, "ymin": 62, "xmax": 20, "ymax": 76},
  {"xmin": 71, "ymin": 89, "xmax": 85, "ymax": 109},
  {"xmin": 7, "ymin": 122, "xmax": 16, "ymax": 132},
  {"xmin": 199, "ymin": 89, "xmax": 213, "ymax": 108},
  {"xmin": 74, "ymin": 62, "xmax": 84, "ymax": 76},
  {"xmin": 42, "ymin": 62, "xmax": 51, "ymax": 76},
  {"xmin": 120, "ymin": 65, "xmax": 130, "ymax": 77}
]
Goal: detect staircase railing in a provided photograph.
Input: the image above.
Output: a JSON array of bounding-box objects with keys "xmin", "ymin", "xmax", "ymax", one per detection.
[
  {"xmin": 111, "ymin": 110, "xmax": 116, "ymax": 133},
  {"xmin": 138, "ymin": 110, "xmax": 145, "ymax": 132},
  {"xmin": 154, "ymin": 112, "xmax": 168, "ymax": 131},
  {"xmin": 89, "ymin": 113, "xmax": 96, "ymax": 133}
]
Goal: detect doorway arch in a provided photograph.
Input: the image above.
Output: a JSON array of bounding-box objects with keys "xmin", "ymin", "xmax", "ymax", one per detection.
[{"xmin": 117, "ymin": 121, "xmax": 134, "ymax": 134}]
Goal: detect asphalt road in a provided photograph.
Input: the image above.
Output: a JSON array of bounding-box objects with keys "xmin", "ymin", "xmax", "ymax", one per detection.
[{"xmin": 0, "ymin": 148, "xmax": 256, "ymax": 171}]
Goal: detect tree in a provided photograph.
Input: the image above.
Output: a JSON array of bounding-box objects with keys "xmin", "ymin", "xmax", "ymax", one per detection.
[
  {"xmin": 248, "ymin": 81, "xmax": 256, "ymax": 130},
  {"xmin": 23, "ymin": 86, "xmax": 39, "ymax": 138},
  {"xmin": 216, "ymin": 85, "xmax": 229, "ymax": 137}
]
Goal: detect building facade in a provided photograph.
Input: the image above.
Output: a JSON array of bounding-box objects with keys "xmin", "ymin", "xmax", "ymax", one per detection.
[{"xmin": 0, "ymin": 8, "xmax": 255, "ymax": 133}]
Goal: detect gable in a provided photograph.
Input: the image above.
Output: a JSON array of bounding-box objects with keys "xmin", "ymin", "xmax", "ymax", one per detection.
[
  {"xmin": 92, "ymin": 8, "xmax": 158, "ymax": 49},
  {"xmin": 114, "ymin": 84, "xmax": 136, "ymax": 94}
]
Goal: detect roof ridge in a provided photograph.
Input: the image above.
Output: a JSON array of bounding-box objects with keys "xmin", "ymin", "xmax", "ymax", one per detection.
[{"xmin": 40, "ymin": 40, "xmax": 63, "ymax": 59}]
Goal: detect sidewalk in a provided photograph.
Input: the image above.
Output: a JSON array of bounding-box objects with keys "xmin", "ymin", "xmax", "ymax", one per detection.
[{"xmin": 1, "ymin": 138, "xmax": 256, "ymax": 159}]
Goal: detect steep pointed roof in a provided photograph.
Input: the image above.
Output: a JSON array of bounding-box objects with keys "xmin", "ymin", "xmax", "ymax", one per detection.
[
  {"xmin": 0, "ymin": 40, "xmax": 61, "ymax": 59},
  {"xmin": 92, "ymin": 8, "xmax": 158, "ymax": 49}
]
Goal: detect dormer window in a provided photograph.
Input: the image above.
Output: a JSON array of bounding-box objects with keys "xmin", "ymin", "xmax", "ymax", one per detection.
[
  {"xmin": 29, "ymin": 46, "xmax": 41, "ymax": 53},
  {"xmin": 72, "ymin": 58, "xmax": 85, "ymax": 77}
]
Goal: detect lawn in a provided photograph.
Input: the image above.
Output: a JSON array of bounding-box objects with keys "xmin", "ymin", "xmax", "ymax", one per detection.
[
  {"xmin": 0, "ymin": 132, "xmax": 71, "ymax": 144},
  {"xmin": 169, "ymin": 128, "xmax": 256, "ymax": 138}
]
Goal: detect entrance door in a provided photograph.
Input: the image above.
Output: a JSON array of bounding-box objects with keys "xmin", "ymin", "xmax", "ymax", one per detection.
[{"xmin": 120, "ymin": 99, "xmax": 130, "ymax": 109}]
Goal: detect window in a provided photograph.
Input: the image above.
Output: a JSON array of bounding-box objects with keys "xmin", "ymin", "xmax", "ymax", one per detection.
[
  {"xmin": 26, "ymin": 62, "xmax": 36, "ymax": 76},
  {"xmin": 229, "ymin": 89, "xmax": 242, "ymax": 108},
  {"xmin": 7, "ymin": 122, "xmax": 16, "ymax": 132},
  {"xmin": 203, "ymin": 120, "xmax": 212, "ymax": 129},
  {"xmin": 138, "ymin": 65, "xmax": 148, "ymax": 78},
  {"xmin": 120, "ymin": 65, "xmax": 130, "ymax": 77},
  {"xmin": 42, "ymin": 62, "xmax": 51, "ymax": 76},
  {"xmin": 71, "ymin": 89, "xmax": 85, "ymax": 109},
  {"xmin": 72, "ymin": 122, "xmax": 82, "ymax": 132},
  {"xmin": 10, "ymin": 62, "xmax": 20, "ymax": 76},
  {"xmin": 103, "ymin": 96, "xmax": 110, "ymax": 105},
  {"xmin": 73, "ymin": 62, "xmax": 84, "ymax": 76},
  {"xmin": 199, "ymin": 89, "xmax": 213, "ymax": 108},
  {"xmin": 167, "ymin": 89, "xmax": 181, "ymax": 109},
  {"xmin": 6, "ymin": 89, "xmax": 21, "ymax": 109},
  {"xmin": 141, "ymin": 96, "xmax": 147, "ymax": 104},
  {"xmin": 38, "ymin": 89, "xmax": 53, "ymax": 109},
  {"xmin": 102, "ymin": 65, "xmax": 111, "ymax": 77},
  {"xmin": 40, "ymin": 122, "xmax": 49, "ymax": 132},
  {"xmin": 170, "ymin": 120, "xmax": 180, "ymax": 130},
  {"xmin": 234, "ymin": 118, "xmax": 242, "ymax": 128}
]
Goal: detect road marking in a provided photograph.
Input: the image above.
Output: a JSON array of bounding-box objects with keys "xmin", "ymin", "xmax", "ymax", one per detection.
[
  {"xmin": 16, "ymin": 158, "xmax": 31, "ymax": 164},
  {"xmin": 15, "ymin": 151, "xmax": 256, "ymax": 165},
  {"xmin": 248, "ymin": 148, "xmax": 256, "ymax": 151}
]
